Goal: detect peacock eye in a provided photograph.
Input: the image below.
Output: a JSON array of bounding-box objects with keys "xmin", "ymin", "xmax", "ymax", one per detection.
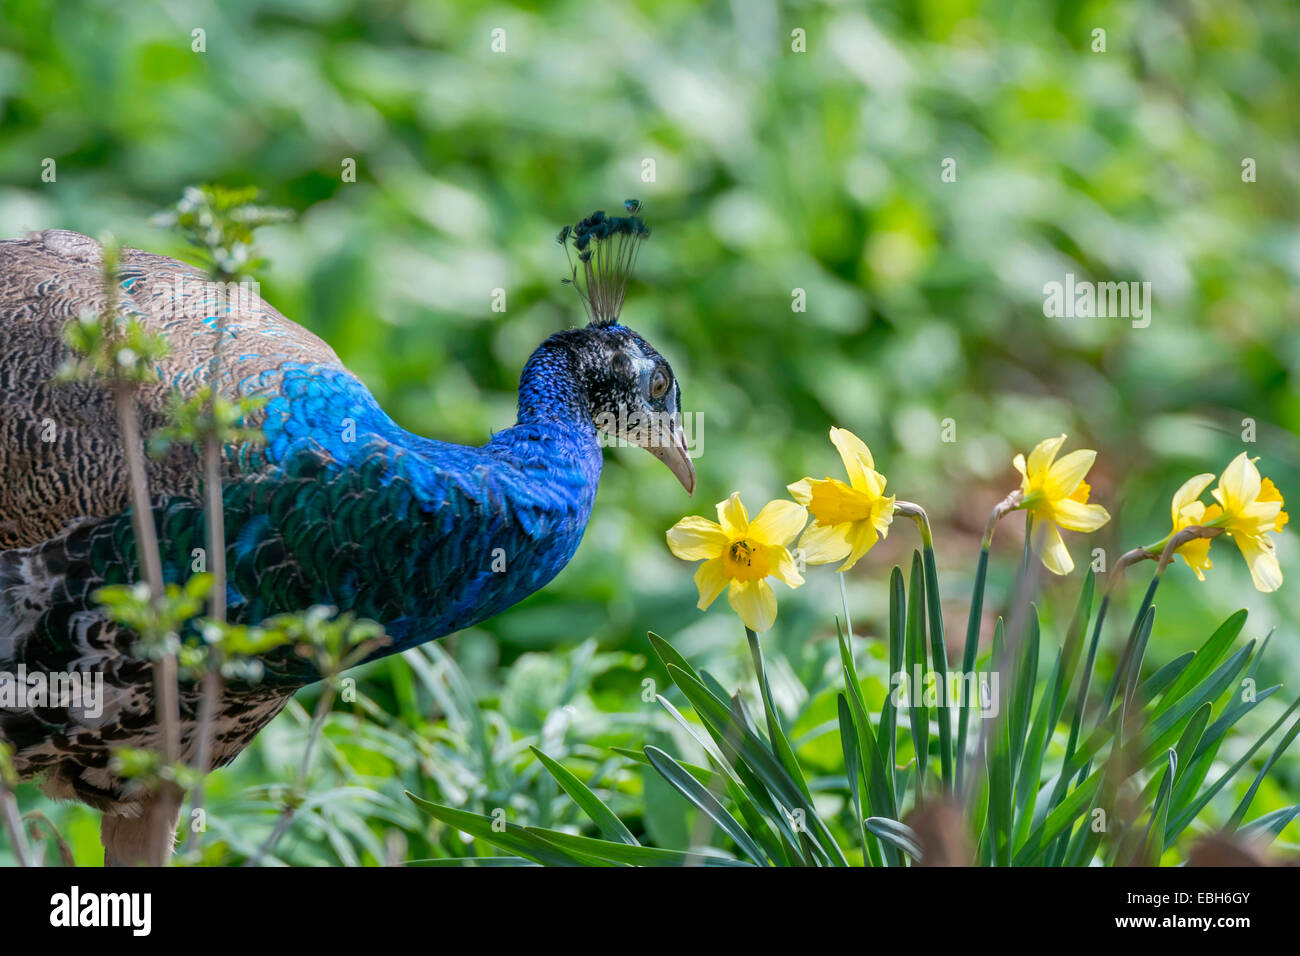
[{"xmin": 649, "ymin": 367, "xmax": 671, "ymax": 399}]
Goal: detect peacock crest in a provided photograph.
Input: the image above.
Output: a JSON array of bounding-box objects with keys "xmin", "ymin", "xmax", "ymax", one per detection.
[{"xmin": 557, "ymin": 199, "xmax": 650, "ymax": 326}]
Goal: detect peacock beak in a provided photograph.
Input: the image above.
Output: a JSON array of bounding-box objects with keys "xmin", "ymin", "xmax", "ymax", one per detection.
[{"xmin": 650, "ymin": 415, "xmax": 696, "ymax": 495}]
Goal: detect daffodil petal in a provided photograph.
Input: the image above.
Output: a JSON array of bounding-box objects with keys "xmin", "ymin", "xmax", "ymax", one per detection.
[
  {"xmin": 798, "ymin": 521, "xmax": 852, "ymax": 566},
  {"xmin": 830, "ymin": 427, "xmax": 875, "ymax": 491},
  {"xmin": 1027, "ymin": 434, "xmax": 1067, "ymax": 477},
  {"xmin": 716, "ymin": 492, "xmax": 750, "ymax": 537},
  {"xmin": 749, "ymin": 499, "xmax": 808, "ymax": 547},
  {"xmin": 1171, "ymin": 473, "xmax": 1215, "ymax": 524},
  {"xmin": 1032, "ymin": 519, "xmax": 1074, "ymax": 575},
  {"xmin": 768, "ymin": 546, "xmax": 805, "ymax": 588},
  {"xmin": 728, "ymin": 579, "xmax": 777, "ymax": 632},
  {"xmin": 787, "ymin": 478, "xmax": 814, "ymax": 506},
  {"xmin": 1235, "ymin": 534, "xmax": 1282, "ymax": 593},
  {"xmin": 693, "ymin": 557, "xmax": 729, "ymax": 610},
  {"xmin": 838, "ymin": 520, "xmax": 880, "ymax": 572},
  {"xmin": 1177, "ymin": 536, "xmax": 1213, "ymax": 581},
  {"xmin": 873, "ymin": 495, "xmax": 897, "ymax": 537},
  {"xmin": 1053, "ymin": 498, "xmax": 1111, "ymax": 533},
  {"xmin": 1045, "ymin": 448, "xmax": 1097, "ymax": 500},
  {"xmin": 1217, "ymin": 453, "xmax": 1261, "ymax": 516},
  {"xmin": 858, "ymin": 467, "xmax": 887, "ymax": 498},
  {"xmin": 666, "ymin": 516, "xmax": 728, "ymax": 561}
]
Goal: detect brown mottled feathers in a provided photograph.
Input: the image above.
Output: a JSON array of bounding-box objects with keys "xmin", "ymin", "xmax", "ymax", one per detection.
[{"xmin": 0, "ymin": 229, "xmax": 343, "ymax": 549}]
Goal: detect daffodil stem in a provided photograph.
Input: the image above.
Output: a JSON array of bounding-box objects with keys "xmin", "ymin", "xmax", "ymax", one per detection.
[
  {"xmin": 1044, "ymin": 588, "xmax": 1110, "ymax": 865},
  {"xmin": 1046, "ymin": 532, "xmax": 1206, "ymax": 862},
  {"xmin": 1093, "ymin": 527, "xmax": 1223, "ymax": 727},
  {"xmin": 838, "ymin": 573, "xmax": 854, "ymax": 642},
  {"xmin": 1086, "ymin": 575, "xmax": 1159, "ymax": 784},
  {"xmin": 955, "ymin": 545, "xmax": 989, "ymax": 795},
  {"xmin": 1109, "ymin": 548, "xmax": 1155, "ymax": 592},
  {"xmin": 1156, "ymin": 525, "xmax": 1224, "ymax": 576},
  {"xmin": 897, "ymin": 502, "xmax": 953, "ymax": 792},
  {"xmin": 953, "ymin": 492, "xmax": 1022, "ymax": 794}
]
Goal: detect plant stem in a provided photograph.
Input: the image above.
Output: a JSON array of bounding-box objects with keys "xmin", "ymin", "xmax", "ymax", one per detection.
[
  {"xmin": 897, "ymin": 502, "xmax": 953, "ymax": 791},
  {"xmin": 838, "ymin": 572, "xmax": 854, "ymax": 642},
  {"xmin": 1044, "ymin": 591, "xmax": 1109, "ymax": 865},
  {"xmin": 180, "ymin": 668, "xmax": 222, "ymax": 856},
  {"xmin": 185, "ymin": 290, "xmax": 232, "ymax": 854},
  {"xmin": 246, "ymin": 682, "xmax": 337, "ymax": 866},
  {"xmin": 22, "ymin": 810, "xmax": 74, "ymax": 866},
  {"xmin": 114, "ymin": 384, "xmax": 182, "ymax": 865},
  {"xmin": 1048, "ymin": 530, "xmax": 1220, "ymax": 864},
  {"xmin": 955, "ymin": 491, "xmax": 1021, "ymax": 794},
  {"xmin": 0, "ymin": 787, "xmax": 32, "ymax": 866}
]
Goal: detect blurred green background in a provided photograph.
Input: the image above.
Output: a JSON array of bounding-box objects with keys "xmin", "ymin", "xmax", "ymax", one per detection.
[{"xmin": 1, "ymin": 0, "xmax": 1297, "ymax": 863}]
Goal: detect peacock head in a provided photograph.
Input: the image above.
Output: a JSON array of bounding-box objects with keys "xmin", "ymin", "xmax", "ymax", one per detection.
[{"xmin": 544, "ymin": 201, "xmax": 696, "ymax": 494}]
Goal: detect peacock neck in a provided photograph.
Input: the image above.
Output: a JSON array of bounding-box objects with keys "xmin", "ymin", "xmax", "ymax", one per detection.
[
  {"xmin": 493, "ymin": 336, "xmax": 604, "ymax": 496},
  {"xmin": 515, "ymin": 337, "xmax": 594, "ymax": 428},
  {"xmin": 216, "ymin": 358, "xmax": 609, "ymax": 660}
]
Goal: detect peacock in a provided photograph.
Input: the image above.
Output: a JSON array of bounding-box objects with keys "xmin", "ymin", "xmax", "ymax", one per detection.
[{"xmin": 0, "ymin": 204, "xmax": 693, "ymax": 863}]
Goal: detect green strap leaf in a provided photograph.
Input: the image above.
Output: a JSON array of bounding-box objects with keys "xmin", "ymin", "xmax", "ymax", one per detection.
[
  {"xmin": 747, "ymin": 628, "xmax": 811, "ymax": 799},
  {"xmin": 645, "ymin": 745, "xmax": 769, "ymax": 866},
  {"xmin": 406, "ymin": 793, "xmax": 604, "ymax": 867},
  {"xmin": 530, "ymin": 746, "xmax": 638, "ymax": 846},
  {"xmin": 904, "ymin": 552, "xmax": 930, "ymax": 800},
  {"xmin": 865, "ymin": 817, "xmax": 921, "ymax": 862},
  {"xmin": 667, "ymin": 664, "xmax": 849, "ymax": 866},
  {"xmin": 1165, "ymin": 694, "xmax": 1300, "ymax": 844},
  {"xmin": 1226, "ymin": 711, "xmax": 1300, "ymax": 833}
]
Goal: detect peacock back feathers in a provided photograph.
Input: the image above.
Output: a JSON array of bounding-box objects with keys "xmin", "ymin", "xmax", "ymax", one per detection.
[{"xmin": 0, "ymin": 229, "xmax": 608, "ymax": 808}]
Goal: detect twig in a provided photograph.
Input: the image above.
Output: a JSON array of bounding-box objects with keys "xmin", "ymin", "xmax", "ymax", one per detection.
[
  {"xmin": 245, "ymin": 683, "xmax": 337, "ymax": 866},
  {"xmin": 22, "ymin": 810, "xmax": 75, "ymax": 866},
  {"xmin": 0, "ymin": 787, "xmax": 33, "ymax": 866},
  {"xmin": 113, "ymin": 378, "xmax": 182, "ymax": 866}
]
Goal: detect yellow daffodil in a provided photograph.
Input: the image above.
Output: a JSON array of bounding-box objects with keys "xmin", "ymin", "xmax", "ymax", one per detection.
[
  {"xmin": 1207, "ymin": 453, "xmax": 1288, "ymax": 592},
  {"xmin": 786, "ymin": 427, "xmax": 895, "ymax": 572},
  {"xmin": 1166, "ymin": 473, "xmax": 1219, "ymax": 580},
  {"xmin": 666, "ymin": 492, "xmax": 807, "ymax": 632},
  {"xmin": 1012, "ymin": 434, "xmax": 1111, "ymax": 575}
]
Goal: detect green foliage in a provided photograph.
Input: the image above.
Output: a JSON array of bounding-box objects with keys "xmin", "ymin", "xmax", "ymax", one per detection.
[
  {"xmin": 410, "ymin": 561, "xmax": 1300, "ymax": 866},
  {"xmin": 57, "ymin": 309, "xmax": 170, "ymax": 389},
  {"xmin": 1, "ymin": 0, "xmax": 1297, "ymax": 864},
  {"xmin": 0, "ymin": 742, "xmax": 16, "ymax": 791},
  {"xmin": 264, "ymin": 606, "xmax": 387, "ymax": 680},
  {"xmin": 54, "ymin": 237, "xmax": 169, "ymax": 387},
  {"xmin": 151, "ymin": 388, "xmax": 267, "ymax": 456},
  {"xmin": 152, "ymin": 185, "xmax": 292, "ymax": 279},
  {"xmin": 94, "ymin": 574, "xmax": 214, "ymax": 660}
]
